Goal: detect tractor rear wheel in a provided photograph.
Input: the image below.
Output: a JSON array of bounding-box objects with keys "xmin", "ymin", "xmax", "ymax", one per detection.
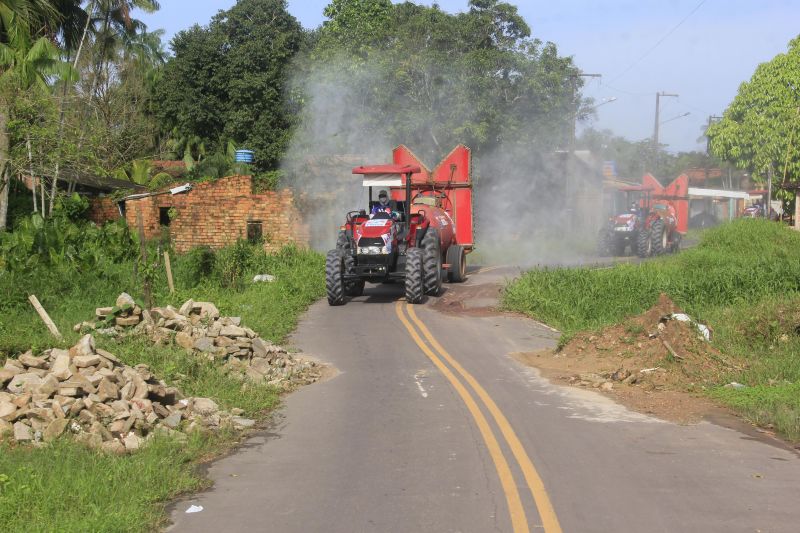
[
  {"xmin": 405, "ymin": 248, "xmax": 424, "ymax": 304},
  {"xmin": 447, "ymin": 245, "xmax": 467, "ymax": 283},
  {"xmin": 422, "ymin": 228, "xmax": 443, "ymax": 296},
  {"xmin": 636, "ymin": 228, "xmax": 652, "ymax": 258},
  {"xmin": 651, "ymin": 219, "xmax": 666, "ymax": 255},
  {"xmin": 325, "ymin": 250, "xmax": 345, "ymax": 306},
  {"xmin": 337, "ymin": 231, "xmax": 364, "ymax": 296}
]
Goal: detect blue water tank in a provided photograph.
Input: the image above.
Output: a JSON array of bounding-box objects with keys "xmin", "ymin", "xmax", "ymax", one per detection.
[{"xmin": 235, "ymin": 150, "xmax": 255, "ymax": 164}]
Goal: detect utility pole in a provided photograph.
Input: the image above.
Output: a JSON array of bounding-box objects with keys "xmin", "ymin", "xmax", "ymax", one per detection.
[
  {"xmin": 570, "ymin": 72, "xmax": 602, "ymax": 151},
  {"xmin": 767, "ymin": 165, "xmax": 773, "ymax": 220},
  {"xmin": 653, "ymin": 92, "xmax": 679, "ymax": 153}
]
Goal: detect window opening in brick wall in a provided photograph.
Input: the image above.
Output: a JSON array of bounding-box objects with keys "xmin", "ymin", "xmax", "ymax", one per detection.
[
  {"xmin": 159, "ymin": 207, "xmax": 172, "ymax": 226},
  {"xmin": 247, "ymin": 221, "xmax": 263, "ymax": 243}
]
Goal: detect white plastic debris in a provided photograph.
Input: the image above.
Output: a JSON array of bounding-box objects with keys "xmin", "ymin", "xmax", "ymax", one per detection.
[
  {"xmin": 253, "ymin": 274, "xmax": 276, "ymax": 283},
  {"xmin": 724, "ymin": 382, "xmax": 747, "ymax": 390},
  {"xmin": 667, "ymin": 313, "xmax": 712, "ymax": 341},
  {"xmin": 185, "ymin": 505, "xmax": 204, "ymax": 514}
]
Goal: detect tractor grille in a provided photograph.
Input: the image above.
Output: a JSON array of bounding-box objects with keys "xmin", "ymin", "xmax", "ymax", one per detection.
[{"xmin": 357, "ymin": 237, "xmax": 384, "ymax": 247}]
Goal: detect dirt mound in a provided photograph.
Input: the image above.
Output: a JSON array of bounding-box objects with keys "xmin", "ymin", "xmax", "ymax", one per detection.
[{"xmin": 516, "ymin": 294, "xmax": 743, "ymax": 423}]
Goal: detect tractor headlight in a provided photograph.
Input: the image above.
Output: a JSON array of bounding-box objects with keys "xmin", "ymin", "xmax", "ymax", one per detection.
[{"xmin": 358, "ymin": 245, "xmax": 388, "ymax": 255}]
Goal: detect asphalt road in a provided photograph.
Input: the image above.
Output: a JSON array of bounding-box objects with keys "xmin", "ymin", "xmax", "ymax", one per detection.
[{"xmin": 169, "ymin": 266, "xmax": 800, "ymax": 533}]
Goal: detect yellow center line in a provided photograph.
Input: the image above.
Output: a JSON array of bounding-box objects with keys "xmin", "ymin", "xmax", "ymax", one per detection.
[
  {"xmin": 406, "ymin": 304, "xmax": 563, "ymax": 533},
  {"xmin": 395, "ymin": 302, "xmax": 530, "ymax": 533}
]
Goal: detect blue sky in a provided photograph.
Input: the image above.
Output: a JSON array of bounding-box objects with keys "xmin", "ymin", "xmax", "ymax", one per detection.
[{"xmin": 138, "ymin": 1, "xmax": 800, "ymax": 154}]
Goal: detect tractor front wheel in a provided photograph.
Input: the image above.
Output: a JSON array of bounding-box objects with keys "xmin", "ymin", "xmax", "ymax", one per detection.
[
  {"xmin": 670, "ymin": 232, "xmax": 682, "ymax": 253},
  {"xmin": 636, "ymin": 228, "xmax": 652, "ymax": 258},
  {"xmin": 447, "ymin": 245, "xmax": 467, "ymax": 283},
  {"xmin": 422, "ymin": 228, "xmax": 443, "ymax": 296},
  {"xmin": 405, "ymin": 248, "xmax": 424, "ymax": 304},
  {"xmin": 337, "ymin": 231, "xmax": 364, "ymax": 296},
  {"xmin": 651, "ymin": 219, "xmax": 666, "ymax": 255},
  {"xmin": 597, "ymin": 229, "xmax": 612, "ymax": 256},
  {"xmin": 325, "ymin": 250, "xmax": 346, "ymax": 306}
]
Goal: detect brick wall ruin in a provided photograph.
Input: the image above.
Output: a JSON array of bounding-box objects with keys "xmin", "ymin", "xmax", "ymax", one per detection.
[{"xmin": 88, "ymin": 175, "xmax": 309, "ymax": 252}]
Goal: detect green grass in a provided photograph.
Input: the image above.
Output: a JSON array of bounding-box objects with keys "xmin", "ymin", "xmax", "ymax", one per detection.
[
  {"xmin": 503, "ymin": 219, "xmax": 800, "ymax": 441},
  {"xmin": 503, "ymin": 219, "xmax": 800, "ymax": 335},
  {"xmin": 0, "ymin": 242, "xmax": 325, "ymax": 532},
  {"xmin": 0, "ymin": 434, "xmax": 229, "ymax": 532}
]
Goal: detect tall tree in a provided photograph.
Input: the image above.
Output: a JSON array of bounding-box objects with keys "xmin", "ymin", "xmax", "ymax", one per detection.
[
  {"xmin": 0, "ymin": 0, "xmax": 64, "ymax": 230},
  {"xmin": 292, "ymin": 0, "xmax": 579, "ymax": 163},
  {"xmin": 154, "ymin": 0, "xmax": 304, "ymax": 170},
  {"xmin": 707, "ymin": 35, "xmax": 800, "ymax": 184}
]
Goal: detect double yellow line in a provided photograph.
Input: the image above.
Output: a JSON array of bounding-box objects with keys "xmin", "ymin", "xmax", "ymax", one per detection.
[{"xmin": 395, "ymin": 302, "xmax": 562, "ymax": 533}]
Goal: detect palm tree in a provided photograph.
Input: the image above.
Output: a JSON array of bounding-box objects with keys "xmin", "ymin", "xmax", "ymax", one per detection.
[{"xmin": 0, "ymin": 0, "xmax": 65, "ymax": 229}]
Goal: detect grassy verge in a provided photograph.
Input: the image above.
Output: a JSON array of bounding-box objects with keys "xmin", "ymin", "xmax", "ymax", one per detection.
[
  {"xmin": 503, "ymin": 219, "xmax": 800, "ymax": 441},
  {"xmin": 0, "ymin": 240, "xmax": 324, "ymax": 532}
]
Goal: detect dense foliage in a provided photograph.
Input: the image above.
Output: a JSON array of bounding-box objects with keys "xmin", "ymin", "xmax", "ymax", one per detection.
[
  {"xmin": 707, "ymin": 35, "xmax": 800, "ymax": 184},
  {"xmin": 153, "ymin": 0, "xmax": 304, "ymax": 171}
]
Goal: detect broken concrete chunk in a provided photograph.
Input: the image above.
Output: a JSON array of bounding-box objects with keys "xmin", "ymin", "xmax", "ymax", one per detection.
[
  {"xmin": 191, "ymin": 398, "xmax": 219, "ymax": 416},
  {"xmin": 96, "ymin": 307, "xmax": 114, "ymax": 318},
  {"xmin": 193, "ymin": 337, "xmax": 216, "ymax": 353},
  {"xmin": 175, "ymin": 332, "xmax": 195, "ymax": 350},
  {"xmin": 19, "ymin": 352, "xmax": 47, "ymax": 369},
  {"xmin": 73, "ymin": 355, "xmax": 101, "ymax": 368},
  {"xmin": 220, "ymin": 325, "xmax": 246, "ymax": 338},
  {"xmin": 43, "ymin": 418, "xmax": 69, "ymax": 442},
  {"xmin": 7, "ymin": 373, "xmax": 43, "ymax": 394},
  {"xmin": 115, "ymin": 315, "xmax": 141, "ymax": 327},
  {"xmin": 115, "ymin": 292, "xmax": 136, "ymax": 309},
  {"xmin": 179, "ymin": 299, "xmax": 195, "ymax": 317},
  {"xmin": 71, "ymin": 334, "xmax": 96, "ymax": 357},
  {"xmin": 13, "ymin": 421, "xmax": 33, "ymax": 442},
  {"xmin": 194, "ymin": 302, "xmax": 220, "ymax": 319}
]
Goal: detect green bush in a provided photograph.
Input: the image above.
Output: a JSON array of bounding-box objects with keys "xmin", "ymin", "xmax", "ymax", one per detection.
[
  {"xmin": 214, "ymin": 239, "xmax": 258, "ymax": 289},
  {"xmin": 503, "ymin": 219, "xmax": 800, "ymax": 334},
  {"xmin": 177, "ymin": 246, "xmax": 216, "ymax": 287},
  {"xmin": 189, "ymin": 153, "xmax": 232, "ymax": 181}
]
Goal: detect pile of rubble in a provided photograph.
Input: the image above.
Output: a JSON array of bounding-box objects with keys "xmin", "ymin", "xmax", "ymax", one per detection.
[
  {"xmin": 0, "ymin": 334, "xmax": 254, "ymax": 451},
  {"xmin": 77, "ymin": 294, "xmax": 322, "ymax": 390}
]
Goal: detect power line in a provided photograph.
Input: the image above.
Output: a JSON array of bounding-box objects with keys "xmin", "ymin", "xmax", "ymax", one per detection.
[{"xmin": 608, "ymin": 0, "xmax": 708, "ymax": 84}]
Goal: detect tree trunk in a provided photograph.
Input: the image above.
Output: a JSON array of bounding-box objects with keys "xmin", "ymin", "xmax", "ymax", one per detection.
[
  {"xmin": 0, "ymin": 105, "xmax": 9, "ymax": 231},
  {"xmin": 27, "ymin": 135, "xmax": 37, "ymax": 213},
  {"xmin": 51, "ymin": 1, "xmax": 96, "ymax": 215}
]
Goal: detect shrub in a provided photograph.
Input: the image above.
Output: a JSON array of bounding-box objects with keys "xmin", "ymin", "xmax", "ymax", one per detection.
[{"xmin": 178, "ymin": 246, "xmax": 216, "ymax": 287}]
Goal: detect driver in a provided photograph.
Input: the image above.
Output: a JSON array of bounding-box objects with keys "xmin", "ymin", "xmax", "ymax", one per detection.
[{"xmin": 371, "ymin": 190, "xmax": 393, "ymax": 215}]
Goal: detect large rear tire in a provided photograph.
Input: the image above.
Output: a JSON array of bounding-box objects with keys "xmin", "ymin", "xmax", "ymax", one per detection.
[
  {"xmin": 447, "ymin": 245, "xmax": 467, "ymax": 283},
  {"xmin": 405, "ymin": 248, "xmax": 424, "ymax": 304},
  {"xmin": 636, "ymin": 228, "xmax": 652, "ymax": 258},
  {"xmin": 325, "ymin": 250, "xmax": 345, "ymax": 306},
  {"xmin": 422, "ymin": 228, "xmax": 443, "ymax": 296},
  {"xmin": 651, "ymin": 219, "xmax": 666, "ymax": 256}
]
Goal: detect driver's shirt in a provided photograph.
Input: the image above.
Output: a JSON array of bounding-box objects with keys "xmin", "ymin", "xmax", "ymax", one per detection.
[{"xmin": 371, "ymin": 204, "xmax": 391, "ymax": 215}]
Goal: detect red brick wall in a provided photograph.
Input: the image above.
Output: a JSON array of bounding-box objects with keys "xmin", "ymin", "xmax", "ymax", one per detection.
[
  {"xmin": 89, "ymin": 176, "xmax": 309, "ymax": 252},
  {"xmin": 87, "ymin": 197, "xmax": 121, "ymax": 225}
]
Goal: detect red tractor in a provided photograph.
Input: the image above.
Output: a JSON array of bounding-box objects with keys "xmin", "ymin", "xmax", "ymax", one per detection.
[
  {"xmin": 636, "ymin": 201, "xmax": 682, "ymax": 257},
  {"xmin": 326, "ymin": 145, "xmax": 474, "ymax": 305},
  {"xmin": 601, "ymin": 173, "xmax": 688, "ymax": 258},
  {"xmin": 598, "ymin": 186, "xmax": 651, "ymax": 256}
]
